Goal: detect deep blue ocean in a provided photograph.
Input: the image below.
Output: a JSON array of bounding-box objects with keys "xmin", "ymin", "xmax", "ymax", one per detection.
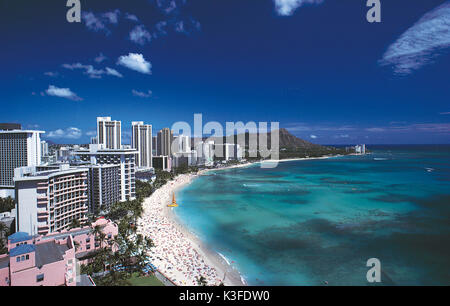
[{"xmin": 176, "ymin": 145, "xmax": 450, "ymax": 285}]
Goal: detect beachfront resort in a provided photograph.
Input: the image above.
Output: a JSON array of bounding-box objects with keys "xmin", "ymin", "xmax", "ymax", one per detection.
[{"xmin": 0, "ymin": 117, "xmax": 362, "ymax": 286}]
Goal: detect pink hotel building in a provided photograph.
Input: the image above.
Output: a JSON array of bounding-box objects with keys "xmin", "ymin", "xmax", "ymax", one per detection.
[{"xmin": 0, "ymin": 218, "xmax": 118, "ymax": 286}]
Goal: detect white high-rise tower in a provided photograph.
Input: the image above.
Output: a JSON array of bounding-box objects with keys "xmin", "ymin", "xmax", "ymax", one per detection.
[
  {"xmin": 131, "ymin": 121, "xmax": 153, "ymax": 169},
  {"xmin": 97, "ymin": 116, "xmax": 121, "ymax": 149},
  {"xmin": 0, "ymin": 128, "xmax": 44, "ymax": 198}
]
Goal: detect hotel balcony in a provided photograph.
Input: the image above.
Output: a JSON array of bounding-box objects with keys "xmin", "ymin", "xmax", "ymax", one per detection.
[
  {"xmin": 37, "ymin": 197, "xmax": 48, "ymax": 205},
  {"xmin": 37, "ymin": 210, "xmax": 49, "ymax": 216},
  {"xmin": 38, "ymin": 225, "xmax": 49, "ymax": 234}
]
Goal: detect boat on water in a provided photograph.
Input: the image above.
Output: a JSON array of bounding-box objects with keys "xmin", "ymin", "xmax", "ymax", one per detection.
[{"xmin": 167, "ymin": 193, "xmax": 179, "ymax": 207}]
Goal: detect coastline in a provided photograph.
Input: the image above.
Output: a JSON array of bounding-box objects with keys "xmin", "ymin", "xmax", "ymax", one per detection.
[
  {"xmin": 137, "ymin": 173, "xmax": 245, "ymax": 286},
  {"xmin": 137, "ymin": 154, "xmax": 349, "ymax": 286}
]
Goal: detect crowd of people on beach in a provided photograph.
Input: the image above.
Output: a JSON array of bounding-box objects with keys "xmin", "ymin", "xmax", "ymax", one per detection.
[{"xmin": 137, "ymin": 174, "xmax": 225, "ymax": 286}]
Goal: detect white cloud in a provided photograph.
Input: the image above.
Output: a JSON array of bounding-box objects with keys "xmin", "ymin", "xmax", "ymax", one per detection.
[
  {"xmin": 44, "ymin": 72, "xmax": 58, "ymax": 77},
  {"xmin": 82, "ymin": 10, "xmax": 121, "ymax": 34},
  {"xmin": 153, "ymin": 21, "xmax": 168, "ymax": 39},
  {"xmin": 174, "ymin": 17, "xmax": 201, "ymax": 34},
  {"xmin": 117, "ymin": 53, "xmax": 152, "ymax": 74},
  {"xmin": 125, "ymin": 13, "xmax": 139, "ymax": 22},
  {"xmin": 45, "ymin": 85, "xmax": 82, "ymax": 101},
  {"xmin": 62, "ymin": 63, "xmax": 103, "ymax": 79},
  {"xmin": 62, "ymin": 63, "xmax": 122, "ymax": 79},
  {"xmin": 310, "ymin": 134, "xmax": 317, "ymax": 139},
  {"xmin": 274, "ymin": 0, "xmax": 324, "ymax": 16},
  {"xmin": 102, "ymin": 10, "xmax": 120, "ymax": 24},
  {"xmin": 132, "ymin": 89, "xmax": 152, "ymax": 98},
  {"xmin": 82, "ymin": 12, "xmax": 108, "ymax": 33},
  {"xmin": 379, "ymin": 2, "xmax": 450, "ymax": 75},
  {"xmin": 129, "ymin": 25, "xmax": 152, "ymax": 45},
  {"xmin": 105, "ymin": 67, "xmax": 123, "ymax": 78},
  {"xmin": 47, "ymin": 127, "xmax": 82, "ymax": 139}
]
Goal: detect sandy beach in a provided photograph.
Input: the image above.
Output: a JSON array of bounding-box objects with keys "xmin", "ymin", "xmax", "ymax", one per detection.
[{"xmin": 137, "ymin": 173, "xmax": 245, "ymax": 286}]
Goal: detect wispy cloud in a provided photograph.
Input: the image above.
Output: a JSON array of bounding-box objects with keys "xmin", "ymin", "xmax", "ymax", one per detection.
[
  {"xmin": 117, "ymin": 53, "xmax": 152, "ymax": 74},
  {"xmin": 102, "ymin": 9, "xmax": 120, "ymax": 24},
  {"xmin": 47, "ymin": 127, "xmax": 82, "ymax": 139},
  {"xmin": 274, "ymin": 0, "xmax": 324, "ymax": 16},
  {"xmin": 310, "ymin": 134, "xmax": 318, "ymax": 139},
  {"xmin": 125, "ymin": 13, "xmax": 139, "ymax": 22},
  {"xmin": 152, "ymin": 0, "xmax": 201, "ymax": 36},
  {"xmin": 365, "ymin": 127, "xmax": 386, "ymax": 132},
  {"xmin": 285, "ymin": 123, "xmax": 356, "ymax": 132},
  {"xmin": 132, "ymin": 89, "xmax": 152, "ymax": 98},
  {"xmin": 82, "ymin": 10, "xmax": 121, "ymax": 34},
  {"xmin": 62, "ymin": 63, "xmax": 123, "ymax": 79},
  {"xmin": 44, "ymin": 71, "xmax": 59, "ymax": 77},
  {"xmin": 379, "ymin": 2, "xmax": 450, "ymax": 76},
  {"xmin": 62, "ymin": 63, "xmax": 104, "ymax": 79},
  {"xmin": 45, "ymin": 85, "xmax": 82, "ymax": 101},
  {"xmin": 174, "ymin": 17, "xmax": 201, "ymax": 34},
  {"xmin": 129, "ymin": 25, "xmax": 152, "ymax": 45},
  {"xmin": 94, "ymin": 53, "xmax": 107, "ymax": 63},
  {"xmin": 105, "ymin": 67, "xmax": 123, "ymax": 78},
  {"xmin": 286, "ymin": 121, "xmax": 450, "ymax": 139},
  {"xmin": 440, "ymin": 112, "xmax": 450, "ymax": 115},
  {"xmin": 155, "ymin": 0, "xmax": 183, "ymax": 15}
]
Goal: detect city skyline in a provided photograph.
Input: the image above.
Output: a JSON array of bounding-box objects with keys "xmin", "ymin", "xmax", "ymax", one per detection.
[{"xmin": 1, "ymin": 0, "xmax": 449, "ymax": 145}]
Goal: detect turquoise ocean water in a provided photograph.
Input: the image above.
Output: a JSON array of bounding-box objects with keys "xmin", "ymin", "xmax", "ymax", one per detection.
[{"xmin": 175, "ymin": 145, "xmax": 450, "ymax": 285}]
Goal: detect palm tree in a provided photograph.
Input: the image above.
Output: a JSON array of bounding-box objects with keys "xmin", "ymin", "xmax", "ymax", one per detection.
[
  {"xmin": 0, "ymin": 222, "xmax": 8, "ymax": 254},
  {"xmin": 197, "ymin": 276, "xmax": 208, "ymax": 286},
  {"xmin": 0, "ymin": 222, "xmax": 7, "ymax": 239},
  {"xmin": 98, "ymin": 232, "xmax": 106, "ymax": 249},
  {"xmin": 91, "ymin": 224, "xmax": 102, "ymax": 244}
]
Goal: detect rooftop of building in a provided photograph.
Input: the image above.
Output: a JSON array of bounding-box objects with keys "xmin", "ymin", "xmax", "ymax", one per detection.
[
  {"xmin": 0, "ymin": 123, "xmax": 21, "ymax": 130},
  {"xmin": 14, "ymin": 165, "xmax": 88, "ymax": 182},
  {"xmin": 8, "ymin": 232, "xmax": 32, "ymax": 244},
  {"xmin": 0, "ymin": 129, "xmax": 44, "ymax": 134},
  {"xmin": 76, "ymin": 148, "xmax": 138, "ymax": 154},
  {"xmin": 10, "ymin": 244, "xmax": 36, "ymax": 257},
  {"xmin": 35, "ymin": 242, "xmax": 69, "ymax": 267}
]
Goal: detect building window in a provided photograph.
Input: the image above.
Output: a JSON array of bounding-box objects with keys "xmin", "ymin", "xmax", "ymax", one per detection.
[
  {"xmin": 26, "ymin": 255, "xmax": 29, "ymax": 260},
  {"xmin": 37, "ymin": 274, "xmax": 44, "ymax": 282},
  {"xmin": 16, "ymin": 257, "xmax": 20, "ymax": 262}
]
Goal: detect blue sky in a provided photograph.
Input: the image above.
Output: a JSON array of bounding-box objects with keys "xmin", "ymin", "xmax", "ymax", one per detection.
[{"xmin": 0, "ymin": 0, "xmax": 449, "ymax": 144}]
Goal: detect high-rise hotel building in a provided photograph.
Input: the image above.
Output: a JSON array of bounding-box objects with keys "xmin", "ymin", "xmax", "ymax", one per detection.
[
  {"xmin": 75, "ymin": 146, "xmax": 137, "ymax": 202},
  {"xmin": 157, "ymin": 128, "xmax": 173, "ymax": 156},
  {"xmin": 86, "ymin": 164, "xmax": 121, "ymax": 214},
  {"xmin": 14, "ymin": 164, "xmax": 89, "ymax": 236},
  {"xmin": 131, "ymin": 122, "xmax": 152, "ymax": 169},
  {"xmin": 96, "ymin": 117, "xmax": 121, "ymax": 150},
  {"xmin": 0, "ymin": 128, "xmax": 44, "ymax": 198}
]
